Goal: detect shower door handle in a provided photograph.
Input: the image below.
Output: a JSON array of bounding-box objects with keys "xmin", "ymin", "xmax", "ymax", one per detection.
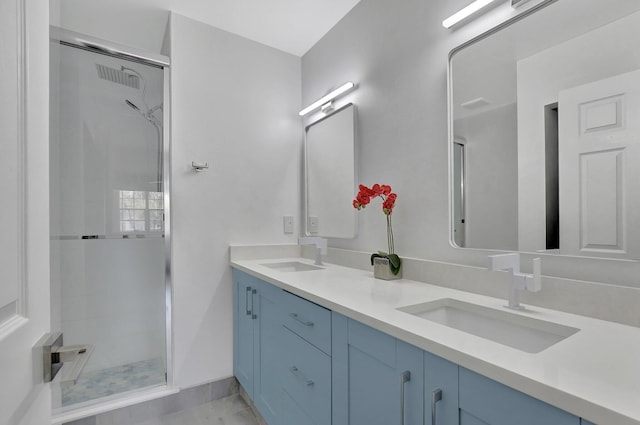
[{"xmin": 38, "ymin": 332, "xmax": 95, "ymax": 386}]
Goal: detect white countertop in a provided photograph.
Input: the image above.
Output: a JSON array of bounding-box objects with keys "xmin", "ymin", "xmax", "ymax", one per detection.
[{"xmin": 231, "ymin": 257, "xmax": 640, "ymax": 425}]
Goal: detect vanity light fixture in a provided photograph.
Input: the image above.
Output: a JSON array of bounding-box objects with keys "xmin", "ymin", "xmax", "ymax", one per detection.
[
  {"xmin": 511, "ymin": 0, "xmax": 534, "ymax": 8},
  {"xmin": 299, "ymin": 82, "xmax": 355, "ymax": 116},
  {"xmin": 442, "ymin": 0, "xmax": 500, "ymax": 28}
]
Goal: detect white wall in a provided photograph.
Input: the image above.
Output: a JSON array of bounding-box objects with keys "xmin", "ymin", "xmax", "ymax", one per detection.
[
  {"xmin": 454, "ymin": 104, "xmax": 518, "ymax": 250},
  {"xmin": 517, "ymin": 10, "xmax": 640, "ymax": 252},
  {"xmin": 169, "ymin": 13, "xmax": 301, "ymax": 388}
]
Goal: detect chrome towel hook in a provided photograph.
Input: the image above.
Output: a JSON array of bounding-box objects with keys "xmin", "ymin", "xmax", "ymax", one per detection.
[{"xmin": 191, "ymin": 161, "xmax": 209, "ymax": 172}]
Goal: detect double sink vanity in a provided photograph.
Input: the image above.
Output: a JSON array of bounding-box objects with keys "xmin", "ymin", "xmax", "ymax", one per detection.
[{"xmin": 231, "ymin": 246, "xmax": 640, "ymax": 425}]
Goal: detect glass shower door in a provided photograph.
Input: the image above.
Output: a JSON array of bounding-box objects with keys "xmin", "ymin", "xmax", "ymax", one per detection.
[{"xmin": 50, "ymin": 40, "xmax": 168, "ymax": 409}]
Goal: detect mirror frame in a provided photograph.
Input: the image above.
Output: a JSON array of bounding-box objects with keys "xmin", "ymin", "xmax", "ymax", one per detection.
[
  {"xmin": 303, "ymin": 102, "xmax": 358, "ymax": 239},
  {"xmin": 448, "ymin": 0, "xmax": 558, "ymax": 252},
  {"xmin": 444, "ymin": 0, "xmax": 640, "ymax": 289}
]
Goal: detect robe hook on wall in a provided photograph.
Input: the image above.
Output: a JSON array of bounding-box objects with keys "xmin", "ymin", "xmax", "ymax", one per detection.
[{"xmin": 191, "ymin": 161, "xmax": 209, "ymax": 172}]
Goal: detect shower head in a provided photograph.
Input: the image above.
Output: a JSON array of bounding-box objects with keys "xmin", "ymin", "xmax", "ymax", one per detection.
[{"xmin": 96, "ymin": 64, "xmax": 140, "ymax": 89}]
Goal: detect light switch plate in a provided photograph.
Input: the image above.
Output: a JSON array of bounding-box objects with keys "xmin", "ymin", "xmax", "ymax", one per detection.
[
  {"xmin": 283, "ymin": 216, "xmax": 294, "ymax": 234},
  {"xmin": 308, "ymin": 216, "xmax": 319, "ymax": 233}
]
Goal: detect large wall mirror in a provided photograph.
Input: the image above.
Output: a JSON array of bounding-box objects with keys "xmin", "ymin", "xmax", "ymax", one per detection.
[
  {"xmin": 450, "ymin": 0, "xmax": 640, "ymax": 259},
  {"xmin": 305, "ymin": 103, "xmax": 356, "ymax": 238}
]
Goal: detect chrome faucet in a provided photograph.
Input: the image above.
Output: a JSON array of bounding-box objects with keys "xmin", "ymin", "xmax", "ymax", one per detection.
[
  {"xmin": 298, "ymin": 237, "xmax": 328, "ymax": 266},
  {"xmin": 488, "ymin": 253, "xmax": 541, "ymax": 310}
]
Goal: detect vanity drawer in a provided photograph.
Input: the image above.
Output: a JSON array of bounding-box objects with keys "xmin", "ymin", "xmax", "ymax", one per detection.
[
  {"xmin": 281, "ymin": 290, "xmax": 331, "ymax": 354},
  {"xmin": 281, "ymin": 327, "xmax": 331, "ymax": 425}
]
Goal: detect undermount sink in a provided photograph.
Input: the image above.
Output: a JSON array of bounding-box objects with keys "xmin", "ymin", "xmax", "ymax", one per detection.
[
  {"xmin": 398, "ymin": 298, "xmax": 579, "ymax": 353},
  {"xmin": 261, "ymin": 261, "xmax": 324, "ymax": 272}
]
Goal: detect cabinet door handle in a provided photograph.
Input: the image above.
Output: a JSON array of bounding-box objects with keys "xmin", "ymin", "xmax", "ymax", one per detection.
[
  {"xmin": 251, "ymin": 289, "xmax": 257, "ymax": 319},
  {"xmin": 400, "ymin": 371, "xmax": 411, "ymax": 425},
  {"xmin": 289, "ymin": 313, "xmax": 314, "ymax": 327},
  {"xmin": 431, "ymin": 388, "xmax": 443, "ymax": 425},
  {"xmin": 289, "ymin": 366, "xmax": 314, "ymax": 386},
  {"xmin": 245, "ymin": 287, "xmax": 252, "ymax": 316}
]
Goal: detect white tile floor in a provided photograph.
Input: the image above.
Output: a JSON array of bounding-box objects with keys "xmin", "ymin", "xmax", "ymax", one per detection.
[{"xmin": 126, "ymin": 394, "xmax": 259, "ymax": 425}]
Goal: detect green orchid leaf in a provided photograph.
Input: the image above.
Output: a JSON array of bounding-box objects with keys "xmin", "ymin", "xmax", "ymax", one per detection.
[{"xmin": 388, "ymin": 254, "xmax": 402, "ymax": 275}]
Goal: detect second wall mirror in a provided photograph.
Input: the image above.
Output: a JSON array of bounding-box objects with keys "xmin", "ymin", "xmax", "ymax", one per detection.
[
  {"xmin": 305, "ymin": 103, "xmax": 356, "ymax": 238},
  {"xmin": 450, "ymin": 0, "xmax": 640, "ymax": 260}
]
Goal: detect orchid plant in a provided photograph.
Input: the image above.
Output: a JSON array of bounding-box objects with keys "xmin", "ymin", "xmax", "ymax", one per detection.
[{"xmin": 353, "ymin": 184, "xmax": 401, "ymax": 275}]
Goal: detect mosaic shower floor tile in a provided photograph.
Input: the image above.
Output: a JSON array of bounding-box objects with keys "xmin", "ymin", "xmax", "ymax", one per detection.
[{"xmin": 62, "ymin": 358, "xmax": 166, "ymax": 406}]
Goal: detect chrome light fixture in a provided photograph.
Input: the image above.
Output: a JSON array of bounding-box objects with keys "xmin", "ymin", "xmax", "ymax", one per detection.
[
  {"xmin": 442, "ymin": 0, "xmax": 500, "ymax": 28},
  {"xmin": 299, "ymin": 82, "xmax": 355, "ymax": 116}
]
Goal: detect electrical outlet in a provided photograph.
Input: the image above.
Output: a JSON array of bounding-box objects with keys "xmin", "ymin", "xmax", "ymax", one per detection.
[
  {"xmin": 283, "ymin": 216, "xmax": 294, "ymax": 234},
  {"xmin": 308, "ymin": 216, "xmax": 319, "ymax": 233}
]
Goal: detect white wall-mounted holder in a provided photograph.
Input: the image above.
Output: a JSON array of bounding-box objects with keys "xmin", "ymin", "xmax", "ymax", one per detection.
[{"xmin": 191, "ymin": 161, "xmax": 209, "ymax": 172}]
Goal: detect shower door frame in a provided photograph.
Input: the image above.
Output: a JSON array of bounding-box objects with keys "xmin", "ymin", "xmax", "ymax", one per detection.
[{"xmin": 49, "ymin": 26, "xmax": 174, "ymax": 392}]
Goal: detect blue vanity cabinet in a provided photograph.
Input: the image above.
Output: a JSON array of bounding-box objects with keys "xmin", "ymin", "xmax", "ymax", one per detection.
[
  {"xmin": 332, "ymin": 313, "xmax": 424, "ymax": 425},
  {"xmin": 233, "ymin": 270, "xmax": 284, "ymax": 425},
  {"xmin": 424, "ymin": 352, "xmax": 459, "ymax": 425},
  {"xmin": 233, "ymin": 270, "xmax": 256, "ymax": 398},
  {"xmin": 234, "ymin": 270, "xmax": 594, "ymax": 425},
  {"xmin": 253, "ymin": 278, "xmax": 286, "ymax": 425},
  {"xmin": 280, "ymin": 290, "xmax": 332, "ymax": 425},
  {"xmin": 458, "ymin": 367, "xmax": 580, "ymax": 425}
]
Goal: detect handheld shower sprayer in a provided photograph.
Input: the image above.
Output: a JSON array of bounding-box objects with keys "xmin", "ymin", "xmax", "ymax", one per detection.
[{"xmin": 125, "ymin": 99, "xmax": 141, "ymax": 112}]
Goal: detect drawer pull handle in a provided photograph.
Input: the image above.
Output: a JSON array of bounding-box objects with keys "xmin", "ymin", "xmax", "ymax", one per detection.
[
  {"xmin": 400, "ymin": 371, "xmax": 411, "ymax": 425},
  {"xmin": 431, "ymin": 388, "xmax": 442, "ymax": 425},
  {"xmin": 289, "ymin": 313, "xmax": 314, "ymax": 327},
  {"xmin": 289, "ymin": 366, "xmax": 314, "ymax": 386},
  {"xmin": 245, "ymin": 287, "xmax": 252, "ymax": 316}
]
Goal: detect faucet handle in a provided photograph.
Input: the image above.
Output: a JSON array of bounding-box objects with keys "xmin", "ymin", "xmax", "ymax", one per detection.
[
  {"xmin": 526, "ymin": 257, "xmax": 542, "ymax": 292},
  {"xmin": 298, "ymin": 236, "xmax": 327, "ymax": 253}
]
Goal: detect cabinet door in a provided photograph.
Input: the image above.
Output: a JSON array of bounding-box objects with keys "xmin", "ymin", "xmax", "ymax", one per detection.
[
  {"xmin": 281, "ymin": 391, "xmax": 316, "ymax": 425},
  {"xmin": 233, "ymin": 270, "xmax": 255, "ymax": 398},
  {"xmin": 332, "ymin": 313, "xmax": 423, "ymax": 425},
  {"xmin": 459, "ymin": 368, "xmax": 580, "ymax": 425},
  {"xmin": 425, "ymin": 352, "xmax": 459, "ymax": 425},
  {"xmin": 253, "ymin": 279, "xmax": 284, "ymax": 425}
]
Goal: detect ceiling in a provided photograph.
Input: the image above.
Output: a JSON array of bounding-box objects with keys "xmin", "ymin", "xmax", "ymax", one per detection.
[{"xmin": 55, "ymin": 0, "xmax": 362, "ymax": 57}]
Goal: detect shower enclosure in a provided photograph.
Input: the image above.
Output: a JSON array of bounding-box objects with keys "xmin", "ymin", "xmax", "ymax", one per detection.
[{"xmin": 49, "ymin": 28, "xmax": 171, "ymax": 412}]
